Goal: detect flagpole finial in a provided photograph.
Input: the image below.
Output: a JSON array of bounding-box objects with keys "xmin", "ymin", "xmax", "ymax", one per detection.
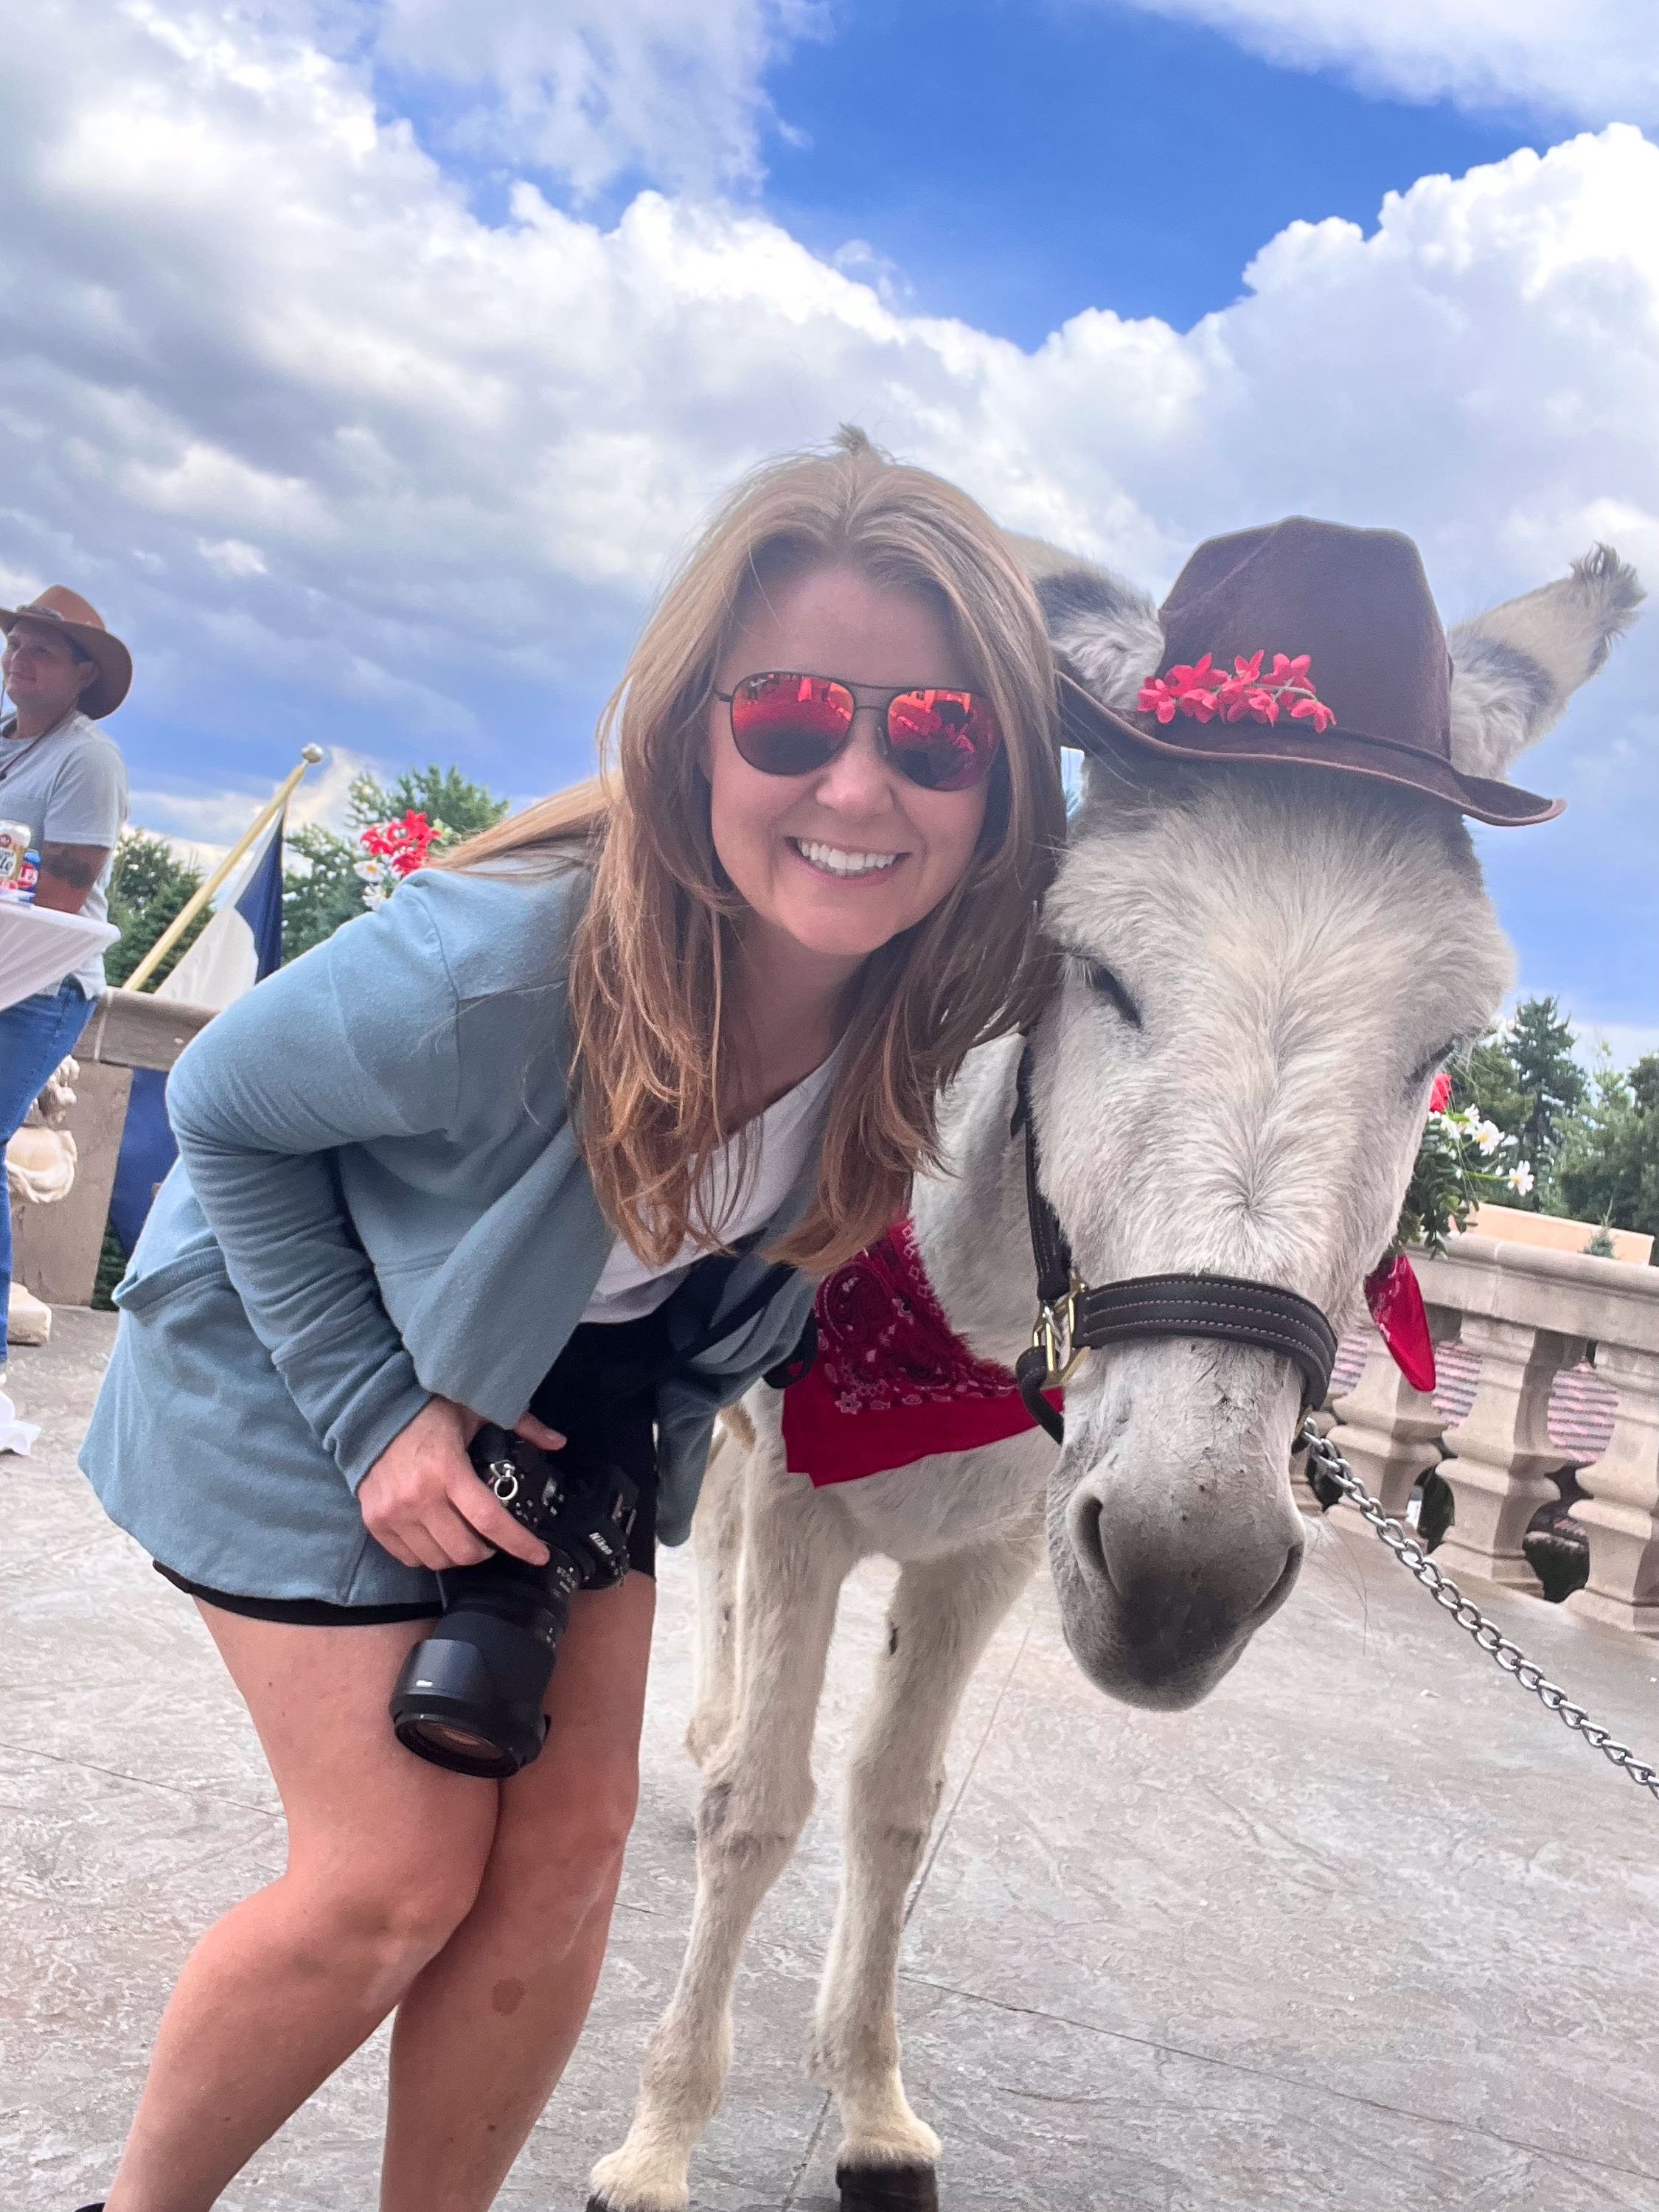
[{"xmin": 301, "ymin": 744, "xmax": 324, "ymax": 765}]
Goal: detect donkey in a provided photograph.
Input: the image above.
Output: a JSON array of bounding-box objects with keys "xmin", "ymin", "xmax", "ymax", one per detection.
[{"xmin": 589, "ymin": 536, "xmax": 1641, "ymax": 2212}]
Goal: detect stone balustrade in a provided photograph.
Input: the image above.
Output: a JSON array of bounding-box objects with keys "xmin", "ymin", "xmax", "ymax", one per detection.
[
  {"xmin": 1325, "ymin": 1232, "xmax": 1659, "ymax": 1637},
  {"xmin": 11, "ymin": 988, "xmax": 216, "ymax": 1310}
]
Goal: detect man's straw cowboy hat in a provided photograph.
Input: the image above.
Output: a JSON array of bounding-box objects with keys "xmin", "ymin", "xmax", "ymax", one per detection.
[
  {"xmin": 1057, "ymin": 515, "xmax": 1562, "ymax": 827},
  {"xmin": 0, "ymin": 584, "xmax": 133, "ymax": 719}
]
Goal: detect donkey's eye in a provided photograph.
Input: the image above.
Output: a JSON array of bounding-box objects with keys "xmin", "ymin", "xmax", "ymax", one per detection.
[
  {"xmin": 1074, "ymin": 956, "xmax": 1142, "ymax": 1028},
  {"xmin": 1410, "ymin": 1044, "xmax": 1455, "ymax": 1090}
]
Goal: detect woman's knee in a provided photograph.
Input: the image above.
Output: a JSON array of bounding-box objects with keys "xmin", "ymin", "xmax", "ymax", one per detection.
[{"xmin": 290, "ymin": 1826, "xmax": 493, "ymax": 1988}]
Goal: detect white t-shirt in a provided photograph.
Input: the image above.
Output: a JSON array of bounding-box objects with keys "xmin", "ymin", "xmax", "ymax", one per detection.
[{"xmin": 580, "ymin": 1049, "xmax": 841, "ymax": 1325}]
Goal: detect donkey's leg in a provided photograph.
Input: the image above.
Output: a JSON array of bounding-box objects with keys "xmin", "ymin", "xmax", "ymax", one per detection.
[
  {"xmin": 814, "ymin": 1532, "xmax": 1040, "ymax": 2212},
  {"xmin": 684, "ymin": 1409, "xmax": 751, "ymax": 1770},
  {"xmin": 590, "ymin": 1467, "xmax": 858, "ymax": 2212}
]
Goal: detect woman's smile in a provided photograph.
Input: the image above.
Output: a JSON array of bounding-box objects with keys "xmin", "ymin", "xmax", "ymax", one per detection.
[{"xmin": 787, "ymin": 836, "xmax": 907, "ymax": 881}]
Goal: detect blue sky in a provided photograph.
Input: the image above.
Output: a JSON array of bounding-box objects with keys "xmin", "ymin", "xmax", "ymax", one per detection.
[
  {"xmin": 2, "ymin": 0, "xmax": 1655, "ymax": 1055},
  {"xmin": 763, "ymin": 0, "xmax": 1533, "ymax": 341}
]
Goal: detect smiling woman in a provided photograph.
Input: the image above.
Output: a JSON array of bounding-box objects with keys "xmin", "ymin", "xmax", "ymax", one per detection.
[
  {"xmin": 457, "ymin": 426, "xmax": 1065, "ymax": 1274},
  {"xmin": 74, "ymin": 428, "xmax": 1065, "ymax": 2212}
]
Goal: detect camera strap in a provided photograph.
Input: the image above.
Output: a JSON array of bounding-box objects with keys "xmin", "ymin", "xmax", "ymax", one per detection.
[{"xmin": 622, "ymin": 1259, "xmax": 799, "ymax": 1395}]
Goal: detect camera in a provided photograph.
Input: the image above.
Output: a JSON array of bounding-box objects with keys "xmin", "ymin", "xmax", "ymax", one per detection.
[{"xmin": 389, "ymin": 1425, "xmax": 639, "ymax": 1778}]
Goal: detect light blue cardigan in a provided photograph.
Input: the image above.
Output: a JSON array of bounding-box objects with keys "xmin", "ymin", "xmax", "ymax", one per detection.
[{"xmin": 81, "ymin": 865, "xmax": 820, "ymax": 1603}]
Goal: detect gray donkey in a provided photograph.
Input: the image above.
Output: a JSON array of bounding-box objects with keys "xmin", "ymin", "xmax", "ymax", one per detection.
[{"xmin": 591, "ymin": 529, "xmax": 1641, "ymax": 2212}]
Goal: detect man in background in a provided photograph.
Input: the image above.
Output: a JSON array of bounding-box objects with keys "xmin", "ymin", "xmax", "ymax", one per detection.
[{"xmin": 0, "ymin": 585, "xmax": 131, "ymax": 1347}]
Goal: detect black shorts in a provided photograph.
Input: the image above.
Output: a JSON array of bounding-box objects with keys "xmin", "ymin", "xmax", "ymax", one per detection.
[{"xmin": 154, "ymin": 1310, "xmax": 667, "ymax": 1626}]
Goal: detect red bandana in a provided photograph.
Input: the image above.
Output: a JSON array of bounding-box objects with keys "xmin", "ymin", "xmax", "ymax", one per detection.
[
  {"xmin": 782, "ymin": 1216, "xmax": 1060, "ymax": 1485},
  {"xmin": 1363, "ymin": 1250, "xmax": 1437, "ymax": 1393}
]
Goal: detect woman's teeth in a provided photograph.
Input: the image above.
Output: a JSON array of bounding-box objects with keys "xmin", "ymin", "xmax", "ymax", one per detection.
[{"xmin": 793, "ymin": 840, "xmax": 902, "ymax": 878}]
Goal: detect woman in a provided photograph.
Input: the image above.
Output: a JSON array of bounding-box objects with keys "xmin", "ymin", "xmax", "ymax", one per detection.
[{"xmin": 77, "ymin": 430, "xmax": 1065, "ymax": 2211}]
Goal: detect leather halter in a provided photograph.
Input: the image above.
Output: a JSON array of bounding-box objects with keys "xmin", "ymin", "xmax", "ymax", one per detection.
[{"xmin": 1010, "ymin": 1048, "xmax": 1338, "ymax": 1446}]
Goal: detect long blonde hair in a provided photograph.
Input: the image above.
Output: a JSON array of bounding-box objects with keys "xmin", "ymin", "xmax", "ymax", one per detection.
[{"xmin": 452, "ymin": 428, "xmax": 1065, "ymax": 1271}]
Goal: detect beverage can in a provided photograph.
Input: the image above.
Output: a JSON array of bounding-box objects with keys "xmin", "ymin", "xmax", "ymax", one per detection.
[{"xmin": 0, "ymin": 820, "xmax": 39, "ymax": 902}]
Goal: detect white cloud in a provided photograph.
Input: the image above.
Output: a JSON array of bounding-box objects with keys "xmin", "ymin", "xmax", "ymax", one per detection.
[
  {"xmin": 1, "ymin": 4, "xmax": 1655, "ymax": 1029},
  {"xmin": 198, "ymin": 536, "xmax": 268, "ymax": 577},
  {"xmin": 1574, "ymin": 1023, "xmax": 1659, "ymax": 1071},
  {"xmin": 364, "ymin": 0, "xmax": 827, "ymax": 195},
  {"xmin": 129, "ymin": 740, "xmax": 378, "ymax": 860},
  {"xmin": 1111, "ymin": 0, "xmax": 1659, "ymax": 128}
]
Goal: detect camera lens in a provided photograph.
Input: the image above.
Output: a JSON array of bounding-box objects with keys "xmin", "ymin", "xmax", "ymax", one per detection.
[
  {"xmin": 389, "ymin": 1556, "xmax": 572, "ymax": 1778},
  {"xmin": 412, "ymin": 1717, "xmax": 503, "ymax": 1763}
]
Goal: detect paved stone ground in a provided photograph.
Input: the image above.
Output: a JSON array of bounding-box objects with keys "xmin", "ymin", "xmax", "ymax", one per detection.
[{"xmin": 3, "ymin": 1310, "xmax": 1658, "ymax": 2211}]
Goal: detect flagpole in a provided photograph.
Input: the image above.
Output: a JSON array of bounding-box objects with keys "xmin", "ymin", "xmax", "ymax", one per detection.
[{"xmin": 125, "ymin": 745, "xmax": 325, "ymax": 994}]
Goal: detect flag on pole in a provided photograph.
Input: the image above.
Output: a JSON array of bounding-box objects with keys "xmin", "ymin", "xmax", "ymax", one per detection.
[
  {"xmin": 108, "ymin": 813, "xmax": 288, "ymax": 1254},
  {"xmin": 156, "ymin": 813, "xmax": 285, "ymax": 1011}
]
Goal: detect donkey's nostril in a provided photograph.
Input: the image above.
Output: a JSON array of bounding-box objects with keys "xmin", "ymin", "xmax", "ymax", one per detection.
[
  {"xmin": 1257, "ymin": 1540, "xmax": 1304, "ymax": 1620},
  {"xmin": 1068, "ymin": 1491, "xmax": 1113, "ymax": 1592}
]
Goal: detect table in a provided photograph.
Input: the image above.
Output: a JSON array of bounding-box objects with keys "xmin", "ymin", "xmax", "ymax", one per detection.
[{"xmin": 0, "ymin": 902, "xmax": 119, "ymax": 1012}]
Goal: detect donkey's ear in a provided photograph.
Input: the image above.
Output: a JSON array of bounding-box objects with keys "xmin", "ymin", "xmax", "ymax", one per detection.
[
  {"xmin": 1447, "ymin": 546, "xmax": 1644, "ymax": 782},
  {"xmin": 1009, "ymin": 535, "xmax": 1164, "ymax": 714}
]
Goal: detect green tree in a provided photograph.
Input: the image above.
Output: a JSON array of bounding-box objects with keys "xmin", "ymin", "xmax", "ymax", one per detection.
[
  {"xmin": 1453, "ymin": 998, "xmax": 1585, "ymax": 1209},
  {"xmin": 1554, "ymin": 1051, "xmax": 1659, "ymax": 1257},
  {"xmin": 103, "ymin": 829, "xmax": 211, "ymax": 989},
  {"xmin": 279, "ymin": 762, "xmax": 511, "ymax": 964},
  {"xmin": 281, "ymin": 823, "xmax": 367, "ymax": 963},
  {"xmin": 1452, "ymin": 1032, "xmax": 1526, "ymax": 1133},
  {"xmin": 349, "ymin": 763, "xmax": 509, "ymax": 842},
  {"xmin": 1509, "ymin": 995, "xmax": 1586, "ymax": 1189}
]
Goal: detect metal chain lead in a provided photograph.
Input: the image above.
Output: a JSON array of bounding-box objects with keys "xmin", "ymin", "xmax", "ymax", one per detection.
[{"xmin": 1301, "ymin": 1422, "xmax": 1659, "ymax": 1808}]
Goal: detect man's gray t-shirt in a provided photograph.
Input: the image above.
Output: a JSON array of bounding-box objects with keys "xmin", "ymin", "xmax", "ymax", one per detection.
[{"xmin": 0, "ymin": 708, "xmax": 128, "ymax": 992}]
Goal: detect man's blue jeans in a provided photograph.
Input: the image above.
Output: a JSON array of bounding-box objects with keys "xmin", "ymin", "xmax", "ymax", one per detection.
[{"xmin": 1, "ymin": 979, "xmax": 96, "ymax": 1337}]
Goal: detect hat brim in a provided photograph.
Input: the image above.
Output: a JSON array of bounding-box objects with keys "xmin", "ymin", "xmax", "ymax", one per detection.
[
  {"xmin": 1, "ymin": 608, "xmax": 133, "ymax": 718},
  {"xmin": 1057, "ymin": 672, "xmax": 1562, "ymax": 829}
]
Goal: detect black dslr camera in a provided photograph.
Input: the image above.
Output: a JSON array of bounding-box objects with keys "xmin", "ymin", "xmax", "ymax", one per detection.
[{"xmin": 389, "ymin": 1425, "xmax": 638, "ymax": 1778}]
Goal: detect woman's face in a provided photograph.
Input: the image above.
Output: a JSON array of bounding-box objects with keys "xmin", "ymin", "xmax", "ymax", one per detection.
[{"xmin": 706, "ymin": 565, "xmax": 991, "ymax": 983}]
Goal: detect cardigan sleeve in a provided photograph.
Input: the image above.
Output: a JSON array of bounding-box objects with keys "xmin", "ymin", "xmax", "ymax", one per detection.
[{"xmin": 164, "ymin": 884, "xmax": 464, "ymax": 1489}]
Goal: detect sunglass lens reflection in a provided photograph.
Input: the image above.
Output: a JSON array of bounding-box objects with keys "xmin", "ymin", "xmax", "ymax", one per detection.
[
  {"xmin": 729, "ymin": 674, "xmax": 855, "ymax": 773},
  {"xmin": 886, "ymin": 690, "xmax": 1000, "ymax": 791}
]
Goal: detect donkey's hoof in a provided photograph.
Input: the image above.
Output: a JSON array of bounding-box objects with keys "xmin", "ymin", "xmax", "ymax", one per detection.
[
  {"xmin": 835, "ymin": 2162, "xmax": 939, "ymax": 2212},
  {"xmin": 585, "ymin": 2151, "xmax": 688, "ymax": 2212}
]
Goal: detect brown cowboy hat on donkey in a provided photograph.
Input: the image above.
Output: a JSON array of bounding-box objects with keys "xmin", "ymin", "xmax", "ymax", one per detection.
[
  {"xmin": 0, "ymin": 583, "xmax": 133, "ymax": 718},
  {"xmin": 1029, "ymin": 513, "xmax": 1644, "ymax": 827}
]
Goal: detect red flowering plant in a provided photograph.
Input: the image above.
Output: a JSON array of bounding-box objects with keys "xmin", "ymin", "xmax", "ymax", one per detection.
[
  {"xmin": 1138, "ymin": 650, "xmax": 1337, "ymax": 734},
  {"xmin": 355, "ymin": 810, "xmax": 442, "ymax": 908}
]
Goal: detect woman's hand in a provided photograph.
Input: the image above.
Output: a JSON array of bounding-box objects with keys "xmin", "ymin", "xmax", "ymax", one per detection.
[{"xmin": 356, "ymin": 1397, "xmax": 566, "ymax": 1571}]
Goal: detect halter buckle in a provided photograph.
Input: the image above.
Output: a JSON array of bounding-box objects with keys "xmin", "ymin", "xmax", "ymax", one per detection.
[{"xmin": 1032, "ymin": 1280, "xmax": 1087, "ymax": 1388}]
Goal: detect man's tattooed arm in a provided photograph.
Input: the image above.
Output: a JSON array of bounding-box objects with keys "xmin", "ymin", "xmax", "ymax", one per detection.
[{"xmin": 35, "ymin": 841, "xmax": 111, "ymax": 914}]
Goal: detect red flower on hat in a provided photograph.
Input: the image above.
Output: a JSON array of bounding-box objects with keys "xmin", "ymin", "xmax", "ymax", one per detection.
[
  {"xmin": 1137, "ymin": 648, "xmax": 1335, "ymax": 734},
  {"xmin": 1429, "ymin": 1070, "xmax": 1453, "ymax": 1114}
]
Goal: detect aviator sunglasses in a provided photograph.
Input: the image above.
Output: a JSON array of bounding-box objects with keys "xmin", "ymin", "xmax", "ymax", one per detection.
[{"xmin": 716, "ymin": 671, "xmax": 1003, "ymax": 794}]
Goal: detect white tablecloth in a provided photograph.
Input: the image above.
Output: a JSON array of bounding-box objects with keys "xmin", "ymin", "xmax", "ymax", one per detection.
[{"xmin": 0, "ymin": 902, "xmax": 119, "ymax": 1013}]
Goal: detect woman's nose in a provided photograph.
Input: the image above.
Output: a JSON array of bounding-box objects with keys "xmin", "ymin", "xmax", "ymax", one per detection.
[{"xmin": 813, "ymin": 708, "xmax": 894, "ymax": 813}]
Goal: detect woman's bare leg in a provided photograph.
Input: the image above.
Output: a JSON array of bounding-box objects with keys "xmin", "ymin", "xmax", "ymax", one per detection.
[
  {"xmin": 105, "ymin": 1609, "xmax": 499, "ymax": 2212},
  {"xmin": 380, "ymin": 1571, "xmax": 656, "ymax": 2212}
]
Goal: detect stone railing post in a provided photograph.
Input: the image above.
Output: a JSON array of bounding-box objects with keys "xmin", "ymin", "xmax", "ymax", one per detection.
[
  {"xmin": 1568, "ymin": 1343, "xmax": 1659, "ymax": 1637},
  {"xmin": 1321, "ymin": 1304, "xmax": 1459, "ymax": 1523},
  {"xmin": 1433, "ymin": 1315, "xmax": 1585, "ymax": 1592}
]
